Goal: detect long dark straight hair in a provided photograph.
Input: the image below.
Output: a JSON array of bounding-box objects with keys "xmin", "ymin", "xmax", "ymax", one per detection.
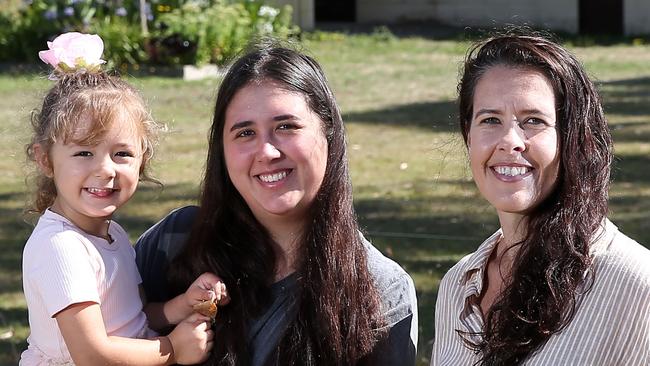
[
  {"xmin": 169, "ymin": 43, "xmax": 384, "ymax": 365},
  {"xmin": 458, "ymin": 31, "xmax": 613, "ymax": 364}
]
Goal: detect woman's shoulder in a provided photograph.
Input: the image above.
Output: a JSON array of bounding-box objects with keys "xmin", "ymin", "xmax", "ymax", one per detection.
[
  {"xmin": 436, "ymin": 249, "xmax": 484, "ymax": 300},
  {"xmin": 135, "ymin": 206, "xmax": 199, "ymax": 302},
  {"xmin": 361, "ymin": 234, "xmax": 419, "ymax": 348},
  {"xmin": 593, "ymin": 223, "xmax": 650, "ymax": 290},
  {"xmin": 584, "ymin": 221, "xmax": 650, "ymax": 321},
  {"xmin": 442, "ymin": 251, "xmax": 475, "ymax": 279},
  {"xmin": 568, "ymin": 223, "xmax": 650, "ymax": 360},
  {"xmin": 136, "ymin": 206, "xmax": 198, "ymax": 249},
  {"xmin": 143, "ymin": 205, "xmax": 200, "ymax": 235},
  {"xmin": 439, "ymin": 229, "xmax": 501, "ymax": 291},
  {"xmin": 362, "ymin": 236, "xmax": 413, "ymax": 293}
]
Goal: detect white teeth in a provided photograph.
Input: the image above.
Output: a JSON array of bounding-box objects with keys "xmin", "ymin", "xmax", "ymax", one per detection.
[
  {"xmin": 87, "ymin": 187, "xmax": 112, "ymax": 194},
  {"xmin": 494, "ymin": 166, "xmax": 529, "ymax": 176},
  {"xmin": 259, "ymin": 171, "xmax": 288, "ymax": 183}
]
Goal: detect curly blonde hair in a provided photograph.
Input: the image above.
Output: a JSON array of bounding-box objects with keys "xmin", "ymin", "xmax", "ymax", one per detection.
[{"xmin": 26, "ymin": 71, "xmax": 162, "ymax": 214}]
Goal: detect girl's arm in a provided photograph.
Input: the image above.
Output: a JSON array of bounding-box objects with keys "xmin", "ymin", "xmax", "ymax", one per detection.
[
  {"xmin": 56, "ymin": 301, "xmax": 213, "ymax": 366},
  {"xmin": 144, "ymin": 272, "xmax": 228, "ymax": 330}
]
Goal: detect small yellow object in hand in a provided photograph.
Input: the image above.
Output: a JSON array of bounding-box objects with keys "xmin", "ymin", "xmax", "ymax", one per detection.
[
  {"xmin": 192, "ymin": 299, "xmax": 217, "ymax": 320},
  {"xmin": 193, "ymin": 288, "xmax": 219, "ymax": 321}
]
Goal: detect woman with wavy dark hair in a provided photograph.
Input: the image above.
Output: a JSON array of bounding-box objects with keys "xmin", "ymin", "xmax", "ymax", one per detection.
[
  {"xmin": 135, "ymin": 43, "xmax": 418, "ymax": 366},
  {"xmin": 431, "ymin": 31, "xmax": 650, "ymax": 365}
]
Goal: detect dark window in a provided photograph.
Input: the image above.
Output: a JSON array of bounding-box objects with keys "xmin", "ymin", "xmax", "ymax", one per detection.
[
  {"xmin": 579, "ymin": 0, "xmax": 623, "ymax": 35},
  {"xmin": 315, "ymin": 0, "xmax": 355, "ymax": 22}
]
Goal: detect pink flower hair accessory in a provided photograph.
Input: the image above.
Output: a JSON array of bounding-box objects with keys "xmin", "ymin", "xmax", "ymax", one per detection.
[{"xmin": 39, "ymin": 32, "xmax": 106, "ymax": 76}]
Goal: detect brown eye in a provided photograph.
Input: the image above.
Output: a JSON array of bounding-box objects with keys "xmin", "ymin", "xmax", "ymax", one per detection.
[
  {"xmin": 277, "ymin": 123, "xmax": 297, "ymax": 130},
  {"xmin": 236, "ymin": 129, "xmax": 255, "ymax": 138},
  {"xmin": 520, "ymin": 118, "xmax": 549, "ymax": 131},
  {"xmin": 480, "ymin": 117, "xmax": 501, "ymax": 125},
  {"xmin": 115, "ymin": 151, "xmax": 134, "ymax": 158}
]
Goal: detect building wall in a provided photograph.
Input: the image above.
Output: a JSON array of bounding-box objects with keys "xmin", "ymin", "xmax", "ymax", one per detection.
[
  {"xmin": 269, "ymin": 0, "xmax": 314, "ymax": 30},
  {"xmin": 273, "ymin": 0, "xmax": 650, "ymax": 36},
  {"xmin": 356, "ymin": 0, "xmax": 579, "ymax": 33},
  {"xmin": 356, "ymin": 0, "xmax": 437, "ymax": 23},
  {"xmin": 625, "ymin": 0, "xmax": 650, "ymax": 35}
]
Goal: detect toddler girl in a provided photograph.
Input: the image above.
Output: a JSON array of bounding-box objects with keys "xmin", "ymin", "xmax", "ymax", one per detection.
[{"xmin": 20, "ymin": 32, "xmax": 225, "ymax": 365}]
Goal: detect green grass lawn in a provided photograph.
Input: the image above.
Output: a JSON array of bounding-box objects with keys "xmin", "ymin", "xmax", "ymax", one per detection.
[{"xmin": 1, "ymin": 29, "xmax": 649, "ymax": 365}]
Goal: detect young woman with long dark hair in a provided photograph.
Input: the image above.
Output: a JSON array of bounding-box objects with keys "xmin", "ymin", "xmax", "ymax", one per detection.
[
  {"xmin": 431, "ymin": 31, "xmax": 650, "ymax": 365},
  {"xmin": 135, "ymin": 44, "xmax": 418, "ymax": 366}
]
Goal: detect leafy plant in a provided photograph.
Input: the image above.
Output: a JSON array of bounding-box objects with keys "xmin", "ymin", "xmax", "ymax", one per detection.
[
  {"xmin": 0, "ymin": 0, "xmax": 142, "ymax": 63},
  {"xmin": 156, "ymin": 0, "xmax": 298, "ymax": 65},
  {"xmin": 0, "ymin": 0, "xmax": 298, "ymax": 66},
  {"xmin": 88, "ymin": 16, "xmax": 148, "ymax": 69}
]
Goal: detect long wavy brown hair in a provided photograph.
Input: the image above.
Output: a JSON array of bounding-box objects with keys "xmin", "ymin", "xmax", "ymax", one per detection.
[
  {"xmin": 458, "ymin": 31, "xmax": 613, "ymax": 365},
  {"xmin": 169, "ymin": 44, "xmax": 384, "ymax": 365}
]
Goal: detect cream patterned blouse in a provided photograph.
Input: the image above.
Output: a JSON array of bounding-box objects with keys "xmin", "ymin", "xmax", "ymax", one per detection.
[{"xmin": 431, "ymin": 219, "xmax": 650, "ymax": 365}]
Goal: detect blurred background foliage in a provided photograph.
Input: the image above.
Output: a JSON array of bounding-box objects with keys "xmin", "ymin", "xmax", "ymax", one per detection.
[{"xmin": 0, "ymin": 0, "xmax": 298, "ymax": 67}]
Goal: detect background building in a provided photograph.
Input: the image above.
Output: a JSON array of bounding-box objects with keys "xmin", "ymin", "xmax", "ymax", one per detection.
[{"xmin": 273, "ymin": 0, "xmax": 650, "ymax": 35}]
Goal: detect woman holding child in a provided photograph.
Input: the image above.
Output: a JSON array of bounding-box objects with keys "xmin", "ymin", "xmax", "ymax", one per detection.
[
  {"xmin": 432, "ymin": 32, "xmax": 650, "ymax": 365},
  {"xmin": 135, "ymin": 44, "xmax": 418, "ymax": 365}
]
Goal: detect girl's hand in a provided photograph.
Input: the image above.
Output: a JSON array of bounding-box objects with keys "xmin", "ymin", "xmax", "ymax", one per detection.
[
  {"xmin": 185, "ymin": 272, "xmax": 230, "ymax": 309},
  {"xmin": 167, "ymin": 313, "xmax": 214, "ymax": 365},
  {"xmin": 143, "ymin": 273, "xmax": 230, "ymax": 330}
]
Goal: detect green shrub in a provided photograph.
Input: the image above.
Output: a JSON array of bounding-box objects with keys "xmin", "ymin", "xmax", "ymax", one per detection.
[
  {"xmin": 88, "ymin": 17, "xmax": 148, "ymax": 70},
  {"xmin": 0, "ymin": 0, "xmax": 141, "ymax": 63},
  {"xmin": 0, "ymin": 0, "xmax": 57, "ymax": 62},
  {"xmin": 156, "ymin": 0, "xmax": 298, "ymax": 65},
  {"xmin": 0, "ymin": 0, "xmax": 298, "ymax": 67}
]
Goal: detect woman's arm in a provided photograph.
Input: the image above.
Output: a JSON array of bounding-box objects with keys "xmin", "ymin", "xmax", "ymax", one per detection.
[
  {"xmin": 56, "ymin": 301, "xmax": 213, "ymax": 365},
  {"xmin": 143, "ymin": 296, "xmax": 187, "ymax": 331},
  {"xmin": 363, "ymin": 272, "xmax": 419, "ymax": 366},
  {"xmin": 135, "ymin": 206, "xmax": 200, "ymax": 303},
  {"xmin": 360, "ymin": 237, "xmax": 419, "ymax": 365}
]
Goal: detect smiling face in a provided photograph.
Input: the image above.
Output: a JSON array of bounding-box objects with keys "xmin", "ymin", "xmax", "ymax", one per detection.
[
  {"xmin": 222, "ymin": 81, "xmax": 328, "ymax": 227},
  {"xmin": 40, "ymin": 114, "xmax": 143, "ymax": 236},
  {"xmin": 468, "ymin": 65, "xmax": 560, "ymax": 218}
]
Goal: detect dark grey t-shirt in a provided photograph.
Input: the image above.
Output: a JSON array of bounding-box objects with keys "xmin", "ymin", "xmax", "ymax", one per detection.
[{"xmin": 135, "ymin": 206, "xmax": 418, "ymax": 365}]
